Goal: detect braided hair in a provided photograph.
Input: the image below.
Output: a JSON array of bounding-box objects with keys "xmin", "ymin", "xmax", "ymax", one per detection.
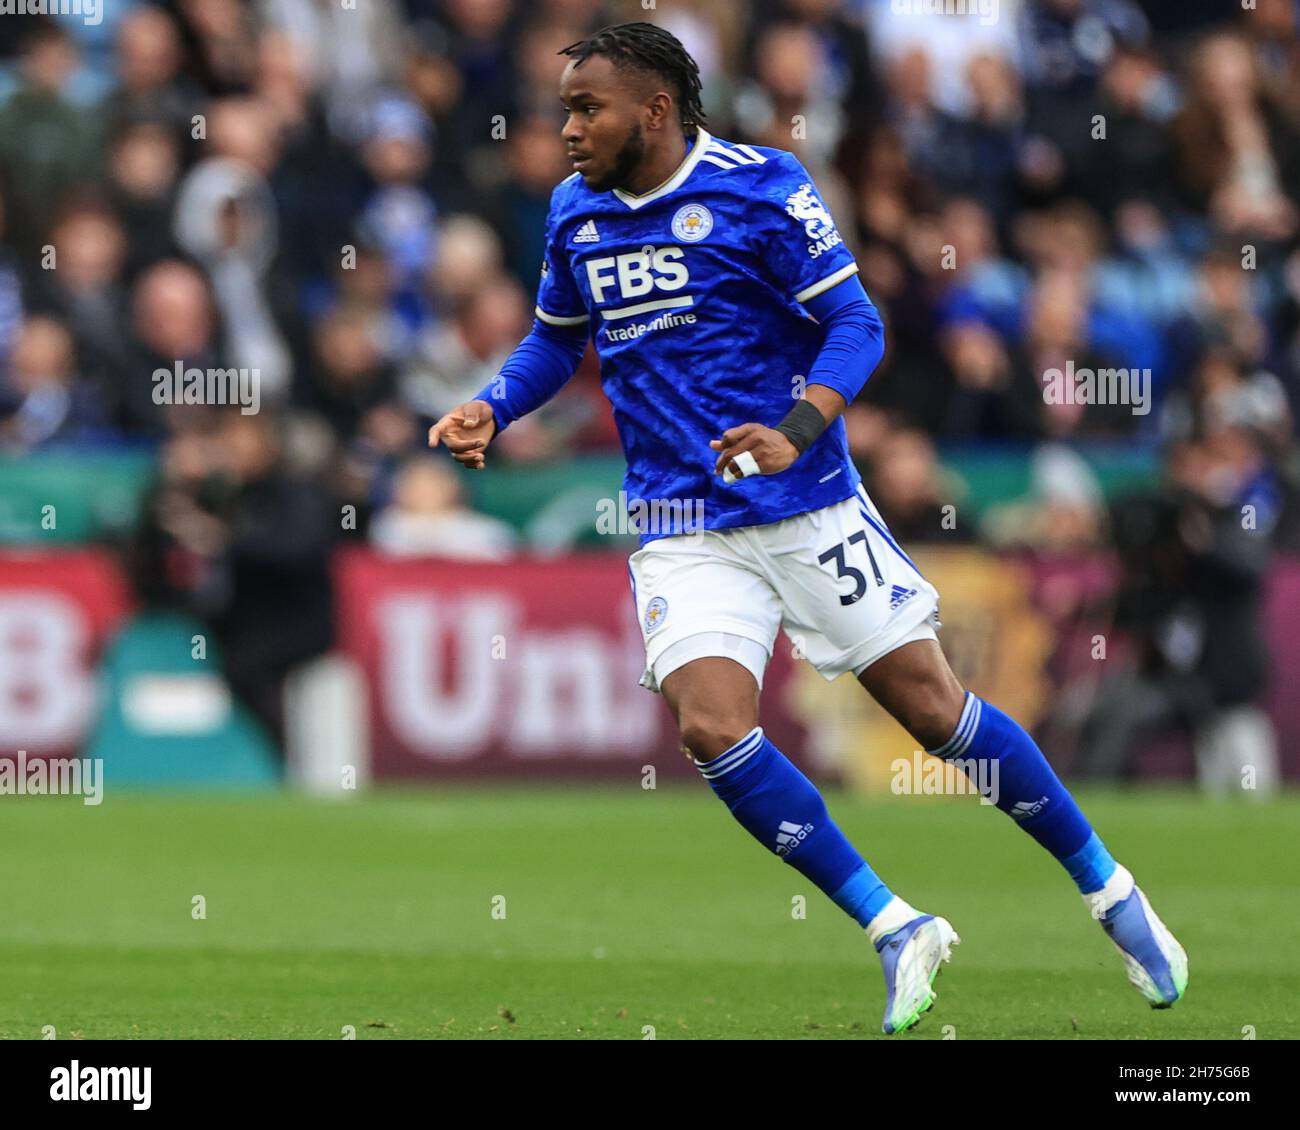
[{"xmin": 559, "ymin": 22, "xmax": 706, "ymax": 136}]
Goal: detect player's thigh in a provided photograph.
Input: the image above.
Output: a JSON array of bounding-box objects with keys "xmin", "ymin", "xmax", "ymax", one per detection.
[
  {"xmin": 628, "ymin": 534, "xmax": 781, "ymax": 758},
  {"xmin": 660, "ymin": 654, "xmax": 762, "ymax": 761}
]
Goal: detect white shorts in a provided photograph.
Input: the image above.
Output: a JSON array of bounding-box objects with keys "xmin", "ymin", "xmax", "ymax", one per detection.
[{"xmin": 628, "ymin": 484, "xmax": 941, "ymax": 694}]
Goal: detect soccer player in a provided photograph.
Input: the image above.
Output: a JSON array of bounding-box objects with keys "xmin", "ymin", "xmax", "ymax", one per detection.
[{"xmin": 429, "ymin": 22, "xmax": 1188, "ymax": 1034}]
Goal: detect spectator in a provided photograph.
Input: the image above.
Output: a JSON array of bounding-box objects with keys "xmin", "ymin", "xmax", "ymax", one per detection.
[
  {"xmin": 355, "ymin": 94, "xmax": 439, "ymax": 321},
  {"xmin": 107, "ymin": 121, "xmax": 184, "ymax": 276},
  {"xmin": 402, "ymin": 273, "xmax": 530, "ymax": 423},
  {"xmin": 103, "ymin": 5, "xmax": 200, "ymax": 137},
  {"xmin": 0, "ymin": 22, "xmax": 101, "ymax": 255},
  {"xmin": 1074, "ymin": 428, "xmax": 1281, "ymax": 794},
  {"xmin": 297, "ymin": 304, "xmax": 403, "ymax": 440},
  {"xmin": 369, "ymin": 455, "xmax": 517, "ymax": 560},
  {"xmin": 29, "ymin": 203, "xmax": 133, "ymax": 403},
  {"xmin": 865, "ymin": 427, "xmax": 971, "ymax": 543},
  {"xmin": 1171, "ymin": 32, "xmax": 1300, "ymax": 241},
  {"xmin": 123, "ymin": 259, "xmax": 222, "ymax": 435},
  {"xmin": 173, "ymin": 98, "xmax": 293, "ymax": 400},
  {"xmin": 134, "ymin": 410, "xmax": 336, "ymax": 749},
  {"xmin": 0, "ymin": 315, "xmax": 107, "ymax": 450}
]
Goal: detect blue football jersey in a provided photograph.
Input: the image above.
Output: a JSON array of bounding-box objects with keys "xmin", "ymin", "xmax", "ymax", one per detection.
[{"xmin": 536, "ymin": 128, "xmax": 866, "ymax": 542}]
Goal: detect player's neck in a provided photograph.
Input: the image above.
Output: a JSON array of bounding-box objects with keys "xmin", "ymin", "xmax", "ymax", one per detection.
[{"xmin": 620, "ymin": 131, "xmax": 690, "ymax": 197}]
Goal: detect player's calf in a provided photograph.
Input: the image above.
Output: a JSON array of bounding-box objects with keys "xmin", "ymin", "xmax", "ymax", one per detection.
[
  {"xmin": 665, "ymin": 652, "xmax": 963, "ymax": 1031},
  {"xmin": 688, "ymin": 720, "xmax": 962, "ymax": 1035},
  {"xmin": 920, "ymin": 685, "xmax": 1191, "ymax": 1009}
]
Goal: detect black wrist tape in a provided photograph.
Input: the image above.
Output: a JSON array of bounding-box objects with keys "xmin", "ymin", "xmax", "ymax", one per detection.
[{"xmin": 774, "ymin": 398, "xmax": 829, "ymax": 454}]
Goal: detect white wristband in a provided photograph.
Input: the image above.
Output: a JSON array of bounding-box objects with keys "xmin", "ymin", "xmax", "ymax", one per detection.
[{"xmin": 722, "ymin": 449, "xmax": 761, "ymax": 484}]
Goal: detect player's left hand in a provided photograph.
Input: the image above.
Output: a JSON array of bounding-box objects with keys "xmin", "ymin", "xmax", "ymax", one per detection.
[{"xmin": 710, "ymin": 423, "xmax": 799, "ymax": 482}]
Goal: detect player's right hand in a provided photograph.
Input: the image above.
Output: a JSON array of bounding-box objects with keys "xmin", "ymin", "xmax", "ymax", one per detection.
[{"xmin": 428, "ymin": 400, "xmax": 498, "ymax": 470}]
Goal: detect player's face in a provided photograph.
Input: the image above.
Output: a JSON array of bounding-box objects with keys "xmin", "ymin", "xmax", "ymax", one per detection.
[{"xmin": 560, "ymin": 57, "xmax": 649, "ymax": 192}]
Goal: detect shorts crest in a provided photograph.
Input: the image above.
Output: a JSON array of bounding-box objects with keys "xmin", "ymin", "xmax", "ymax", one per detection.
[{"xmin": 644, "ymin": 595, "xmax": 669, "ymax": 633}]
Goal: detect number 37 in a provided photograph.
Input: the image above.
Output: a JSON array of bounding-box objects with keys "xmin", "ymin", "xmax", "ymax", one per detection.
[{"xmin": 817, "ymin": 531, "xmax": 884, "ymax": 606}]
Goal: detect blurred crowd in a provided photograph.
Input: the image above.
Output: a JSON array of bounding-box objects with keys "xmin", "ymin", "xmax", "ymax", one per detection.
[
  {"xmin": 0, "ymin": 3, "xmax": 1294, "ymax": 502},
  {"xmin": 0, "ymin": 1, "xmax": 1298, "ymax": 538},
  {"xmin": 1, "ymin": 1, "xmax": 1298, "ymax": 764}
]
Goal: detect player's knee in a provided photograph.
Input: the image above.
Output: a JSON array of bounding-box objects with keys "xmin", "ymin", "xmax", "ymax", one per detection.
[{"xmin": 678, "ymin": 714, "xmax": 757, "ymax": 763}]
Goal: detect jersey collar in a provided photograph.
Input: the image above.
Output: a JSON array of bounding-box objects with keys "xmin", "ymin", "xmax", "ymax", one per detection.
[{"xmin": 611, "ymin": 127, "xmax": 713, "ymax": 211}]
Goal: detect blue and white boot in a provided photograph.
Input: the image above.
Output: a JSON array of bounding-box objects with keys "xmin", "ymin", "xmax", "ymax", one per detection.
[
  {"xmin": 872, "ymin": 907, "xmax": 961, "ymax": 1035},
  {"xmin": 1089, "ymin": 866, "xmax": 1189, "ymax": 1008}
]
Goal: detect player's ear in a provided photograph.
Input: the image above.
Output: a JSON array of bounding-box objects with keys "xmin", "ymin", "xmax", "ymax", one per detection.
[{"xmin": 644, "ymin": 90, "xmax": 673, "ymax": 131}]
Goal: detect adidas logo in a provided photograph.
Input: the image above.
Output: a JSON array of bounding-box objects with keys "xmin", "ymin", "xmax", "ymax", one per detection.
[
  {"xmin": 573, "ymin": 219, "xmax": 600, "ymax": 243},
  {"xmin": 889, "ymin": 585, "xmax": 918, "ymax": 611},
  {"xmin": 1010, "ymin": 795, "xmax": 1050, "ymax": 820},
  {"xmin": 774, "ymin": 819, "xmax": 814, "ymax": 857}
]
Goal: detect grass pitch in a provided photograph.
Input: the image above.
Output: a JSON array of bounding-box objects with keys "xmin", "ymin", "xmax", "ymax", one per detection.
[{"xmin": 1, "ymin": 785, "xmax": 1296, "ymax": 1039}]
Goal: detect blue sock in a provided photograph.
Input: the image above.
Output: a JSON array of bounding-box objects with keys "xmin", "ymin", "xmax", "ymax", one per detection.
[
  {"xmin": 928, "ymin": 692, "xmax": 1118, "ymax": 895},
  {"xmin": 694, "ymin": 727, "xmax": 895, "ymax": 928}
]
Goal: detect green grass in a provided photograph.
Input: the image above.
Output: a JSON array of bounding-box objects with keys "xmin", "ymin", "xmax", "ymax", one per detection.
[{"xmin": 1, "ymin": 786, "xmax": 1296, "ymax": 1039}]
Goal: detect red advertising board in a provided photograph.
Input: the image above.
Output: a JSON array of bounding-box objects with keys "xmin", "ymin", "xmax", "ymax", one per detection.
[
  {"xmin": 0, "ymin": 550, "xmax": 134, "ymax": 756},
  {"xmin": 335, "ymin": 547, "xmax": 1300, "ymax": 783},
  {"xmin": 332, "ymin": 548, "xmax": 808, "ymax": 778},
  {"xmin": 3, "ymin": 546, "xmax": 1297, "ymax": 782}
]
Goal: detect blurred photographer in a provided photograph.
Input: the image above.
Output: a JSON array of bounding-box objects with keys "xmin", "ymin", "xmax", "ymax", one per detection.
[
  {"xmin": 131, "ymin": 409, "xmax": 336, "ymax": 751},
  {"xmin": 1074, "ymin": 417, "xmax": 1283, "ymax": 793}
]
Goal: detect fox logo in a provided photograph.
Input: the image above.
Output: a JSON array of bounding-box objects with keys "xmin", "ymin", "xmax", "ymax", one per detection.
[{"xmin": 784, "ymin": 183, "xmax": 842, "ymax": 259}]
